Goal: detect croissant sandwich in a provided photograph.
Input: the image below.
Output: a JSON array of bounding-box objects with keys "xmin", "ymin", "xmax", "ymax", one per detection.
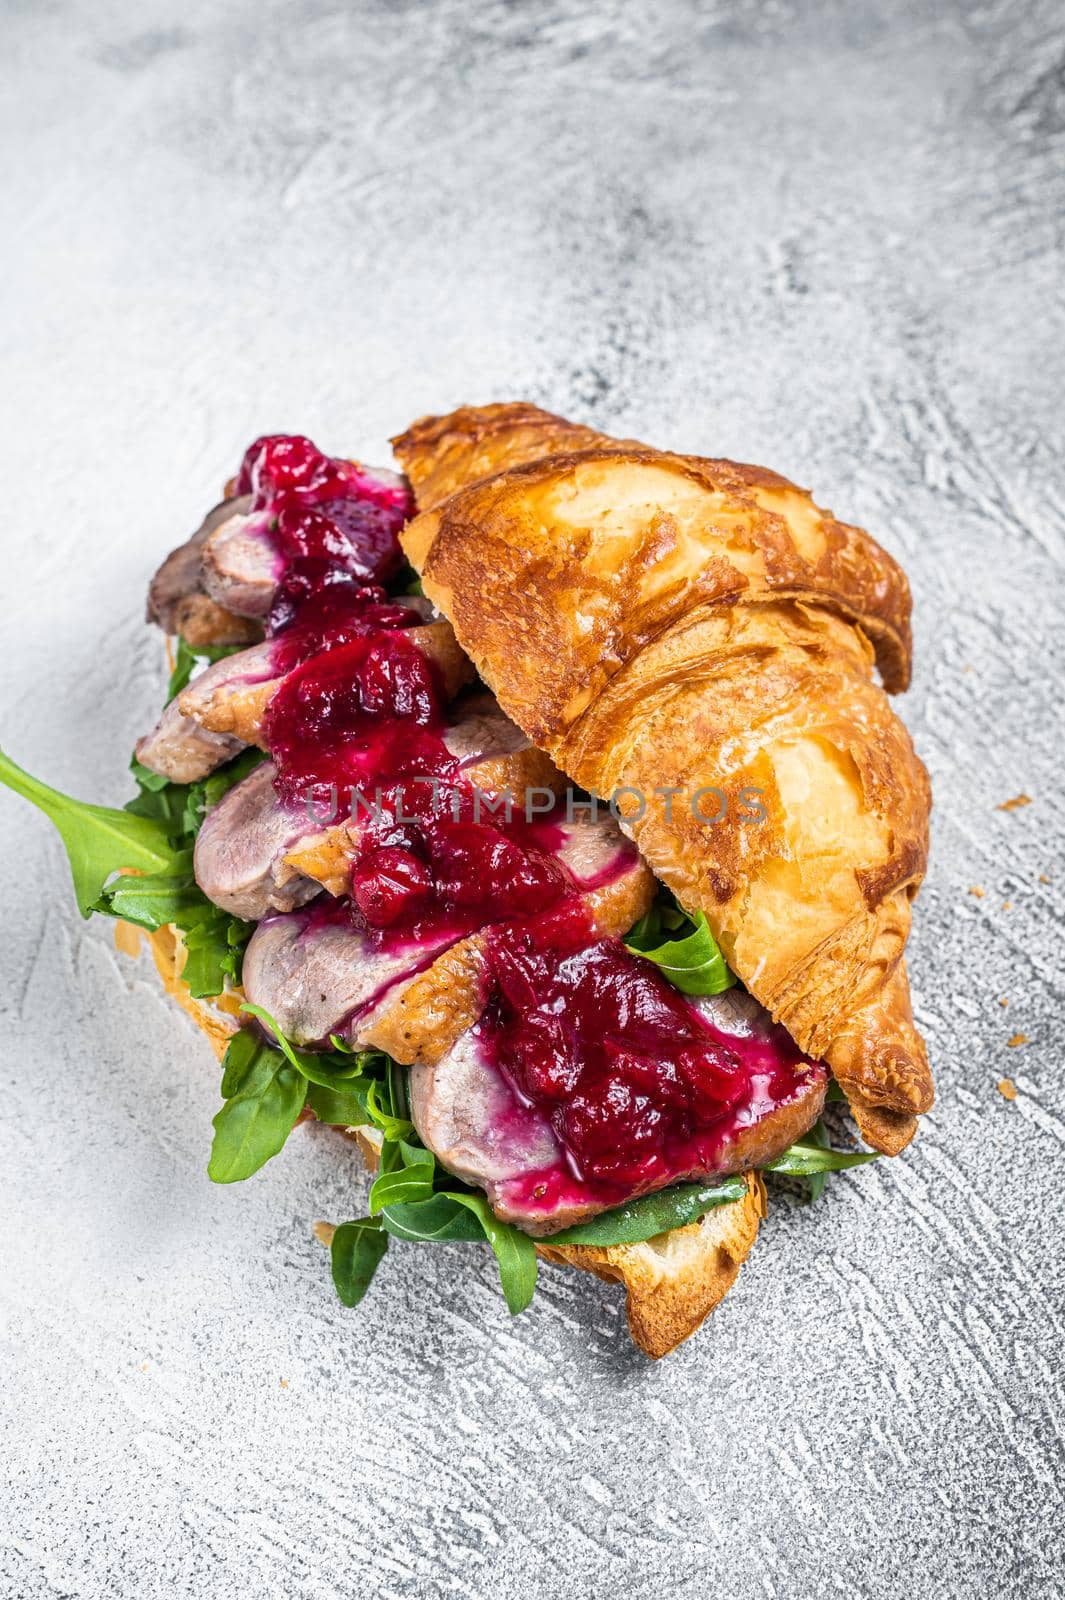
[{"xmin": 1, "ymin": 406, "xmax": 931, "ymax": 1358}]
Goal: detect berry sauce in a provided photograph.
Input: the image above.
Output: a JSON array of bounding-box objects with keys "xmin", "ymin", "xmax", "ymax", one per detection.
[
  {"xmin": 476, "ymin": 904, "xmax": 821, "ymax": 1199},
  {"xmin": 235, "ymin": 433, "xmax": 414, "ymax": 629},
  {"xmin": 232, "ymin": 434, "xmax": 821, "ymax": 1200}
]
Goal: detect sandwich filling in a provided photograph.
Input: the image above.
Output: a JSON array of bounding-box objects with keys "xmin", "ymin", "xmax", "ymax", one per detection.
[{"xmin": 152, "ymin": 433, "xmax": 825, "ymax": 1226}]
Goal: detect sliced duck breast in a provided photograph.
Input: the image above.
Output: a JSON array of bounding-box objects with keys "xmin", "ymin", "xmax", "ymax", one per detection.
[
  {"xmin": 147, "ymin": 494, "xmax": 260, "ymax": 647},
  {"xmin": 201, "ymin": 462, "xmax": 413, "ymax": 619},
  {"xmin": 281, "ymin": 692, "xmax": 569, "ymax": 896},
  {"xmin": 192, "ymin": 759, "xmax": 322, "ymax": 920},
  {"xmin": 410, "ymin": 987, "xmax": 827, "ymax": 1236},
  {"xmin": 179, "ymin": 620, "xmax": 472, "ymax": 746},
  {"xmin": 134, "ymin": 643, "xmax": 276, "ymax": 782},
  {"xmin": 241, "ymin": 905, "xmax": 459, "ymax": 1048},
  {"xmin": 200, "ymin": 508, "xmax": 277, "ymax": 618}
]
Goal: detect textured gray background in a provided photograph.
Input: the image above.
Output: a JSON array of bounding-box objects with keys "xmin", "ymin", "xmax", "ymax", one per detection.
[{"xmin": 2, "ymin": 1, "xmax": 1063, "ymax": 1596}]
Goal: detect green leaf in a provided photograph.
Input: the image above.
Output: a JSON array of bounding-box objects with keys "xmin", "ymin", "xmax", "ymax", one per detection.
[
  {"xmin": 804, "ymin": 1118, "xmax": 831, "ymax": 1204},
  {"xmin": 128, "ymin": 754, "xmax": 175, "ymax": 793},
  {"xmin": 304, "ymin": 1080, "xmax": 372, "ymax": 1126},
  {"xmin": 445, "ymin": 1193, "xmax": 538, "ymax": 1315},
  {"xmin": 381, "ymin": 1191, "xmax": 537, "ymax": 1313},
  {"xmin": 380, "ymin": 1194, "xmax": 488, "ymax": 1244},
  {"xmin": 124, "ymin": 779, "xmax": 194, "ymax": 834},
  {"xmin": 182, "ymin": 910, "xmax": 252, "ymax": 998},
  {"xmin": 625, "ymin": 906, "xmax": 735, "ymax": 996},
  {"xmin": 765, "ymin": 1142, "xmax": 878, "ymax": 1178},
  {"xmin": 368, "ymin": 1145, "xmax": 436, "ymax": 1212},
  {"xmin": 183, "ymin": 747, "xmax": 268, "ymax": 837},
  {"xmin": 0, "ymin": 748, "xmax": 179, "ymax": 916},
  {"xmin": 331, "ymin": 1218, "xmax": 389, "ymax": 1307},
  {"xmin": 365, "ymin": 1077, "xmax": 414, "ymax": 1142},
  {"xmin": 219, "ymin": 1027, "xmax": 264, "ymax": 1098},
  {"xmin": 548, "ymin": 1176, "xmax": 747, "ymax": 1245},
  {"xmin": 207, "ymin": 1041, "xmax": 307, "ymax": 1183},
  {"xmin": 96, "ymin": 855, "xmax": 201, "ymax": 930},
  {"xmin": 239, "ymin": 1000, "xmax": 372, "ymax": 1088}
]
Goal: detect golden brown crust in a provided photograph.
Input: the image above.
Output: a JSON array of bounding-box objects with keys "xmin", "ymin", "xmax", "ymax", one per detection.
[
  {"xmin": 392, "ymin": 402, "xmax": 623, "ymax": 511},
  {"xmin": 537, "ymin": 1173, "xmax": 766, "ymax": 1358},
  {"xmin": 395, "ymin": 404, "xmax": 934, "ymax": 1150},
  {"xmin": 394, "ymin": 413, "xmax": 912, "ymax": 698}
]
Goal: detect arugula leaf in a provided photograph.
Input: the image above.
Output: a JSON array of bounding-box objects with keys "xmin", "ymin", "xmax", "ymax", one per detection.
[
  {"xmin": 219, "ymin": 1026, "xmax": 263, "ymax": 1097},
  {"xmin": 548, "ymin": 1176, "xmax": 747, "ymax": 1246},
  {"xmin": 239, "ymin": 1001, "xmax": 376, "ymax": 1091},
  {"xmin": 365, "ymin": 1077, "xmax": 414, "ymax": 1142},
  {"xmin": 625, "ymin": 902, "xmax": 735, "ymax": 996},
  {"xmin": 0, "ymin": 748, "xmax": 180, "ymax": 915},
  {"xmin": 765, "ymin": 1142, "xmax": 878, "ymax": 1178},
  {"xmin": 379, "ymin": 1189, "xmax": 538, "ymax": 1314},
  {"xmin": 379, "ymin": 1194, "xmax": 488, "ymax": 1244},
  {"xmin": 182, "ymin": 910, "xmax": 252, "ymax": 998},
  {"xmin": 96, "ymin": 855, "xmax": 202, "ymax": 929},
  {"xmin": 803, "ymin": 1118, "xmax": 831, "ymax": 1204},
  {"xmin": 444, "ymin": 1193, "xmax": 539, "ymax": 1314},
  {"xmin": 184, "ymin": 747, "xmax": 267, "ymax": 835},
  {"xmin": 368, "ymin": 1144, "xmax": 436, "ymax": 1212},
  {"xmin": 304, "ymin": 1080, "xmax": 372, "ymax": 1126},
  {"xmin": 124, "ymin": 778, "xmax": 194, "ymax": 833},
  {"xmin": 330, "ymin": 1218, "xmax": 389, "ymax": 1306},
  {"xmin": 207, "ymin": 1034, "xmax": 308, "ymax": 1183},
  {"xmin": 129, "ymin": 754, "xmax": 175, "ymax": 794}
]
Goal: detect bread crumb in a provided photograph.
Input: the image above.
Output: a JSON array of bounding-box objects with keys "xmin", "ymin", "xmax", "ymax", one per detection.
[
  {"xmin": 1040, "ymin": 874, "xmax": 1051, "ymax": 884},
  {"xmin": 140, "ymin": 1362, "xmax": 149, "ymax": 1373},
  {"xmin": 968, "ymin": 886, "xmax": 985, "ymax": 898},
  {"xmin": 999, "ymin": 997, "xmax": 1009, "ymax": 1008},
  {"xmin": 996, "ymin": 1078, "xmax": 1017, "ymax": 1101},
  {"xmin": 1006, "ymin": 1033, "xmax": 1028, "ymax": 1048},
  {"xmin": 997, "ymin": 794, "xmax": 1031, "ymax": 812},
  {"xmin": 1002, "ymin": 900, "xmax": 1012, "ymax": 910},
  {"xmin": 279, "ymin": 1377, "xmax": 289, "ymax": 1389},
  {"xmin": 313, "ymin": 1220, "xmax": 335, "ymax": 1248}
]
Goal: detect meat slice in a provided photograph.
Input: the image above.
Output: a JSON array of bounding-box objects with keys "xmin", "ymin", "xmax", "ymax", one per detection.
[
  {"xmin": 411, "ymin": 989, "xmax": 827, "ymax": 1236},
  {"xmin": 134, "ymin": 706, "xmax": 245, "ymax": 786},
  {"xmin": 136, "ymin": 611, "xmax": 471, "ymax": 785},
  {"xmin": 179, "ymin": 620, "xmax": 472, "ymax": 745},
  {"xmin": 134, "ymin": 643, "xmax": 276, "ymax": 782},
  {"xmin": 201, "ymin": 462, "xmax": 413, "ymax": 619},
  {"xmin": 409, "ymin": 1031, "xmax": 561, "ymax": 1190},
  {"xmin": 241, "ymin": 906, "xmax": 458, "ymax": 1047},
  {"xmin": 281, "ymin": 690, "xmax": 569, "ymax": 896},
  {"xmin": 241, "ymin": 806, "xmax": 653, "ymax": 1057},
  {"xmin": 192, "ymin": 759, "xmax": 321, "ymax": 920},
  {"xmin": 200, "ymin": 508, "xmax": 277, "ymax": 618},
  {"xmin": 191, "ymin": 697, "xmax": 572, "ymax": 920},
  {"xmin": 147, "ymin": 495, "xmax": 261, "ymax": 647}
]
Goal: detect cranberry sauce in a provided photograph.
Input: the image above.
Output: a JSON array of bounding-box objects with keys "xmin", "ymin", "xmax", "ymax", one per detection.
[
  {"xmin": 234, "ymin": 433, "xmax": 414, "ymax": 627},
  {"xmin": 347, "ymin": 776, "xmax": 574, "ymax": 947},
  {"xmin": 476, "ymin": 904, "xmax": 822, "ymax": 1198}
]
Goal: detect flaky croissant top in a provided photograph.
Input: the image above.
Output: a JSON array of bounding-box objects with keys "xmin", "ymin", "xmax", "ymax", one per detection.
[{"xmin": 393, "ymin": 403, "xmax": 933, "ymax": 1155}]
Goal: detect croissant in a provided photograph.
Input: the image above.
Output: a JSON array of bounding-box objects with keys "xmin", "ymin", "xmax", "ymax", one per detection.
[{"xmin": 393, "ymin": 404, "xmax": 933, "ymax": 1155}]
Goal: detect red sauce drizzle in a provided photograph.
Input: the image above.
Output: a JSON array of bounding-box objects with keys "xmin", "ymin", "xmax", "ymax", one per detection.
[
  {"xmin": 476, "ymin": 904, "xmax": 820, "ymax": 1199},
  {"xmin": 237, "ymin": 434, "xmax": 821, "ymax": 1196}
]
